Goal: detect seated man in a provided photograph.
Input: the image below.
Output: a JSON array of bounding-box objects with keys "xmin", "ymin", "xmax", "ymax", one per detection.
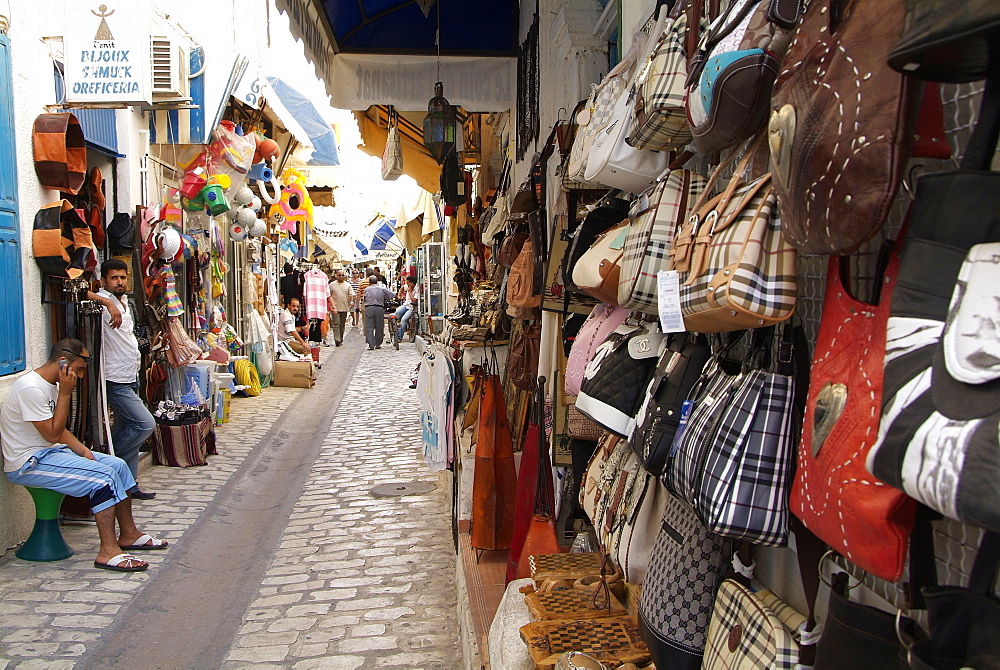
[
  {"xmin": 1, "ymin": 339, "xmax": 168, "ymax": 572},
  {"xmin": 394, "ymin": 275, "xmax": 418, "ymax": 341},
  {"xmin": 278, "ymin": 296, "xmax": 310, "ymax": 355}
]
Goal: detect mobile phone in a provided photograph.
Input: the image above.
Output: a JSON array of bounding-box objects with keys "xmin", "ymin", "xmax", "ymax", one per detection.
[{"xmin": 58, "ymin": 358, "xmax": 69, "ymax": 374}]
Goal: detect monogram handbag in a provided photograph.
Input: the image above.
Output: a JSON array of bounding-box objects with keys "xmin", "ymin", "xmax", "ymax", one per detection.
[
  {"xmin": 572, "ymin": 220, "xmax": 630, "ymax": 306},
  {"xmin": 670, "ymin": 146, "xmax": 797, "ymax": 333},
  {"xmin": 566, "ymin": 402, "xmax": 605, "ymax": 441},
  {"xmin": 664, "ymin": 326, "xmax": 800, "ymax": 547},
  {"xmin": 768, "ymin": 0, "xmax": 919, "ymax": 255},
  {"xmin": 792, "ymin": 244, "xmax": 916, "ymax": 581},
  {"xmin": 577, "ymin": 320, "xmax": 666, "ymax": 437},
  {"xmin": 866, "ymin": 80, "xmax": 1000, "ymax": 537},
  {"xmin": 626, "ymin": 333, "xmax": 712, "ymax": 477},
  {"xmin": 686, "ymin": 0, "xmax": 801, "ymax": 155},
  {"xmin": 638, "ymin": 491, "xmax": 733, "ymax": 670},
  {"xmin": 617, "ymin": 166, "xmax": 707, "ymax": 314}
]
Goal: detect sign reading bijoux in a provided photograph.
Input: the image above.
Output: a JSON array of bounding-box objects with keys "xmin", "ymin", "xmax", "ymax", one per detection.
[{"xmin": 64, "ymin": 3, "xmax": 150, "ymax": 105}]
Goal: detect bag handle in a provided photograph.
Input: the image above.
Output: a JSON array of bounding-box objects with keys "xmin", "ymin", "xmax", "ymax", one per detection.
[
  {"xmin": 532, "ymin": 376, "xmax": 555, "ymax": 518},
  {"xmin": 688, "ymin": 133, "xmax": 767, "ymax": 219}
]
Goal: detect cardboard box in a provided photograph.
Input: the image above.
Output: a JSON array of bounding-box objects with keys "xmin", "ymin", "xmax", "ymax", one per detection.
[{"xmin": 273, "ymin": 360, "xmax": 316, "ymax": 388}]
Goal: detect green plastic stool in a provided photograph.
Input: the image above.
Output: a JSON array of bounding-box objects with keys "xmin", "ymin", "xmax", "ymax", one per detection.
[{"xmin": 15, "ymin": 487, "xmax": 74, "ymax": 561}]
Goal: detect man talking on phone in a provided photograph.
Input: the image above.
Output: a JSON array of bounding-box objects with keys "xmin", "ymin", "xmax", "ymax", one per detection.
[
  {"xmin": 88, "ymin": 259, "xmax": 157, "ymax": 499},
  {"xmin": 1, "ymin": 339, "xmax": 168, "ymax": 572}
]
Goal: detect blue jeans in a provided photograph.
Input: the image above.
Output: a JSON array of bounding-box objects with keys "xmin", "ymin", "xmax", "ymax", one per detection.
[
  {"xmin": 106, "ymin": 381, "xmax": 156, "ymax": 483},
  {"xmin": 394, "ymin": 304, "xmax": 413, "ymax": 339}
]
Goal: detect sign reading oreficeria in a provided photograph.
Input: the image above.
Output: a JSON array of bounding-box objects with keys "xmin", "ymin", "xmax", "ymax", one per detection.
[{"xmin": 64, "ymin": 3, "xmax": 150, "ymax": 105}]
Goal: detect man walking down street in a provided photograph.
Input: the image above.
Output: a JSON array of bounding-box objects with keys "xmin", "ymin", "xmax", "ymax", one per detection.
[
  {"xmin": 1, "ymin": 339, "xmax": 169, "ymax": 572},
  {"xmin": 362, "ymin": 279, "xmax": 397, "ymax": 350},
  {"xmin": 88, "ymin": 259, "xmax": 157, "ymax": 500},
  {"xmin": 327, "ymin": 269, "xmax": 354, "ymax": 347}
]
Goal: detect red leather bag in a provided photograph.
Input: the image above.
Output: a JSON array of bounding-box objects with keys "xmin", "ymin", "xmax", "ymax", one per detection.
[{"xmin": 790, "ymin": 244, "xmax": 916, "ymax": 581}]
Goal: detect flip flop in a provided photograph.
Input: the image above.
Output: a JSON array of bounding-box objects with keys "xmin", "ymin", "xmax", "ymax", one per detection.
[
  {"xmin": 120, "ymin": 534, "xmax": 169, "ymax": 551},
  {"xmin": 94, "ymin": 553, "xmax": 148, "ymax": 572}
]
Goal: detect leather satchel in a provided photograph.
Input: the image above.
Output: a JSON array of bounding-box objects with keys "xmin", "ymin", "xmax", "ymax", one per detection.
[
  {"xmin": 507, "ymin": 322, "xmax": 541, "ymax": 391},
  {"xmin": 791, "ymin": 247, "xmax": 915, "ymax": 581},
  {"xmin": 506, "ymin": 239, "xmax": 542, "ymax": 312},
  {"xmin": 498, "ymin": 232, "xmax": 529, "ymax": 269},
  {"xmin": 768, "ymin": 0, "xmax": 920, "ymax": 255},
  {"xmin": 572, "ymin": 220, "xmax": 629, "ymax": 306}
]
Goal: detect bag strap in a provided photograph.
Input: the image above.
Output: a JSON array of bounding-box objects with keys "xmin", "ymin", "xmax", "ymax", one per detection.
[
  {"xmin": 968, "ymin": 531, "xmax": 1000, "ymax": 597},
  {"xmin": 689, "ymin": 133, "xmax": 766, "ymax": 217},
  {"xmin": 962, "ymin": 78, "xmax": 1000, "ymax": 171},
  {"xmin": 532, "ymin": 376, "xmax": 555, "ymax": 518}
]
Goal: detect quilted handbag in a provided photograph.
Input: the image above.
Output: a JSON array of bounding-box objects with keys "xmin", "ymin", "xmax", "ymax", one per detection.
[
  {"xmin": 638, "ymin": 490, "xmax": 732, "ymax": 670},
  {"xmin": 701, "ymin": 580, "xmax": 805, "ymax": 670},
  {"xmin": 572, "ymin": 219, "xmax": 629, "ymax": 306},
  {"xmin": 686, "ymin": 0, "xmax": 800, "ymax": 155},
  {"xmin": 767, "ymin": 0, "xmax": 919, "ymax": 255},
  {"xmin": 565, "ymin": 303, "xmax": 631, "ymax": 396},
  {"xmin": 627, "ymin": 3, "xmax": 704, "ymax": 152},
  {"xmin": 665, "ymin": 326, "xmax": 799, "ymax": 547},
  {"xmin": 577, "ymin": 320, "xmax": 666, "ymax": 437},
  {"xmin": 626, "ymin": 333, "xmax": 712, "ymax": 477},
  {"xmin": 866, "ymin": 81, "xmax": 1000, "ymax": 536},
  {"xmin": 791, "ymin": 247, "xmax": 915, "ymax": 581},
  {"xmin": 670, "ymin": 148, "xmax": 797, "ymax": 333},
  {"xmin": 618, "ymin": 167, "xmax": 707, "ymax": 314}
]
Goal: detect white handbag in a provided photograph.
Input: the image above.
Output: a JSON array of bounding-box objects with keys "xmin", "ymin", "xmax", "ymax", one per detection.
[
  {"xmin": 571, "ymin": 220, "xmax": 629, "ymax": 306},
  {"xmin": 381, "ymin": 112, "xmax": 403, "ymax": 181}
]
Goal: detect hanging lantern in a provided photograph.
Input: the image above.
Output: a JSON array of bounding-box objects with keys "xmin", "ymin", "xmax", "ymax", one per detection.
[{"xmin": 423, "ymin": 82, "xmax": 457, "ymax": 164}]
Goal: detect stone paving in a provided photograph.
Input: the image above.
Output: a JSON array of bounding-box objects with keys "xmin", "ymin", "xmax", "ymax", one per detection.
[{"xmin": 0, "ymin": 329, "xmax": 462, "ymax": 669}]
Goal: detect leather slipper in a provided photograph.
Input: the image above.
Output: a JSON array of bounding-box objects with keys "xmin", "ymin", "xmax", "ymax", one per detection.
[
  {"xmin": 119, "ymin": 534, "xmax": 169, "ymax": 551},
  {"xmin": 94, "ymin": 553, "xmax": 148, "ymax": 572}
]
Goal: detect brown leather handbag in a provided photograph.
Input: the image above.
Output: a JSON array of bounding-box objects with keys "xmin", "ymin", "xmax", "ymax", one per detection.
[
  {"xmin": 497, "ymin": 232, "xmax": 529, "ymax": 269},
  {"xmin": 507, "ymin": 322, "xmax": 541, "ymax": 391},
  {"xmin": 768, "ymin": 0, "xmax": 920, "ymax": 255},
  {"xmin": 33, "ymin": 113, "xmax": 87, "ymax": 195}
]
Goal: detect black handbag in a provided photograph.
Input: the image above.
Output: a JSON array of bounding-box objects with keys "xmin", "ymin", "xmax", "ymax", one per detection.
[
  {"xmin": 626, "ymin": 333, "xmax": 711, "ymax": 476},
  {"xmin": 888, "ymin": 0, "xmax": 1000, "ymax": 83},
  {"xmin": 562, "ymin": 193, "xmax": 630, "ymax": 293}
]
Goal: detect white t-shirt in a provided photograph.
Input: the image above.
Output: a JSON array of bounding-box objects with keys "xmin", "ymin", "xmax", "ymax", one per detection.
[
  {"xmin": 277, "ymin": 308, "xmax": 297, "ymax": 342},
  {"xmin": 98, "ymin": 288, "xmax": 141, "ymax": 383},
  {"xmin": 0, "ymin": 371, "xmax": 59, "ymax": 472}
]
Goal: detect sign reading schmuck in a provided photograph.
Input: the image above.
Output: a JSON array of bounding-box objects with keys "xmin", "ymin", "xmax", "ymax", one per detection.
[{"xmin": 64, "ymin": 3, "xmax": 150, "ymax": 105}]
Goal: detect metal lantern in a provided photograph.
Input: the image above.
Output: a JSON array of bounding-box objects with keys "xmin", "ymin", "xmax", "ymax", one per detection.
[{"xmin": 423, "ymin": 82, "xmax": 457, "ymax": 164}]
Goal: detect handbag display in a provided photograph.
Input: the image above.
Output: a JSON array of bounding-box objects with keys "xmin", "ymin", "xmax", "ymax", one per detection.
[
  {"xmin": 701, "ymin": 580, "xmax": 805, "ymax": 670},
  {"xmin": 792, "ymin": 244, "xmax": 915, "ymax": 581},
  {"xmin": 506, "ymin": 239, "xmax": 542, "ymax": 312},
  {"xmin": 768, "ymin": 0, "xmax": 919, "ymax": 255},
  {"xmin": 563, "ymin": 196, "xmax": 630, "ymax": 294},
  {"xmin": 626, "ymin": 333, "xmax": 712, "ymax": 477},
  {"xmin": 507, "ymin": 322, "xmax": 541, "ymax": 391},
  {"xmin": 565, "ymin": 303, "xmax": 631, "ymax": 396},
  {"xmin": 670, "ymin": 147, "xmax": 797, "ymax": 333},
  {"xmin": 867, "ymin": 80, "xmax": 1000, "ymax": 537},
  {"xmin": 580, "ymin": 434, "xmax": 631, "ymax": 539},
  {"xmin": 638, "ymin": 490, "xmax": 732, "ymax": 670},
  {"xmin": 566, "ymin": 401, "xmax": 604, "ymax": 441},
  {"xmin": 627, "ymin": 3, "xmax": 702, "ymax": 152},
  {"xmin": 607, "ymin": 465, "xmax": 670, "ymax": 586},
  {"xmin": 577, "ymin": 320, "xmax": 666, "ymax": 437},
  {"xmin": 665, "ymin": 326, "xmax": 799, "ymax": 546},
  {"xmin": 618, "ymin": 166, "xmax": 707, "ymax": 314},
  {"xmin": 498, "ymin": 232, "xmax": 530, "ymax": 269},
  {"xmin": 686, "ymin": 0, "xmax": 801, "ymax": 155},
  {"xmin": 380, "ymin": 109, "xmax": 403, "ymax": 181},
  {"xmin": 571, "ymin": 219, "xmax": 629, "ymax": 306},
  {"xmin": 888, "ymin": 0, "xmax": 1000, "ymax": 83}
]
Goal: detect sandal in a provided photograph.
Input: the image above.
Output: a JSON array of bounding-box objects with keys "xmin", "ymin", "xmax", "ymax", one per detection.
[{"xmin": 94, "ymin": 553, "xmax": 148, "ymax": 572}]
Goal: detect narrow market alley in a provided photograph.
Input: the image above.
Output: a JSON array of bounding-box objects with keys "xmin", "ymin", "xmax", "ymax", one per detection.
[{"xmin": 0, "ymin": 334, "xmax": 463, "ymax": 670}]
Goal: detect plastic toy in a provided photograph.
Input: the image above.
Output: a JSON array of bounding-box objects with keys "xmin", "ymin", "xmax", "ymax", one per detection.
[
  {"xmin": 235, "ymin": 208, "xmax": 257, "ymax": 227},
  {"xmin": 267, "ymin": 168, "xmax": 313, "ymax": 235},
  {"xmin": 232, "ymin": 187, "xmax": 254, "ymax": 207},
  {"xmin": 229, "ymin": 222, "xmax": 248, "ymax": 241},
  {"xmin": 180, "ymin": 171, "xmax": 207, "ymax": 200},
  {"xmin": 246, "ymin": 217, "xmax": 266, "ymax": 238},
  {"xmin": 253, "ymin": 137, "xmax": 279, "ymax": 164},
  {"xmin": 249, "ymin": 195, "xmax": 262, "ymax": 212},
  {"xmin": 247, "ymin": 163, "xmax": 272, "ymax": 182}
]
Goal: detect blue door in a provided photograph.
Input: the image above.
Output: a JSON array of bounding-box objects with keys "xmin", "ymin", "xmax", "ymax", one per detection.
[{"xmin": 0, "ymin": 35, "xmax": 26, "ymax": 376}]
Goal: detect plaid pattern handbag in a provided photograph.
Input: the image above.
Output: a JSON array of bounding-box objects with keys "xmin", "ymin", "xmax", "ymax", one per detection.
[
  {"xmin": 670, "ymin": 148, "xmax": 797, "ymax": 333},
  {"xmin": 702, "ymin": 580, "xmax": 804, "ymax": 670},
  {"xmin": 664, "ymin": 327, "xmax": 798, "ymax": 546},
  {"xmin": 618, "ymin": 168, "xmax": 707, "ymax": 314}
]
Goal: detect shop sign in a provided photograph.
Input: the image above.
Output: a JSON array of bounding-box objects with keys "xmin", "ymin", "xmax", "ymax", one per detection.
[{"xmin": 64, "ymin": 3, "xmax": 150, "ymax": 105}]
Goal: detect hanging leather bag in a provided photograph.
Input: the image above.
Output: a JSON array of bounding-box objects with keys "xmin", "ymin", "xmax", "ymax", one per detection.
[
  {"xmin": 32, "ymin": 200, "xmax": 94, "ymax": 279},
  {"xmin": 498, "ymin": 232, "xmax": 530, "ymax": 269},
  {"xmin": 563, "ymin": 195, "xmax": 630, "ymax": 294},
  {"xmin": 506, "ymin": 239, "xmax": 541, "ymax": 311},
  {"xmin": 618, "ymin": 165, "xmax": 707, "ymax": 314},
  {"xmin": 669, "ymin": 145, "xmax": 797, "ymax": 333},
  {"xmin": 571, "ymin": 219, "xmax": 629, "ymax": 306},
  {"xmin": 768, "ymin": 0, "xmax": 920, "ymax": 255},
  {"xmin": 507, "ymin": 322, "xmax": 541, "ymax": 391},
  {"xmin": 791, "ymin": 242, "xmax": 915, "ymax": 581},
  {"xmin": 866, "ymin": 80, "xmax": 1000, "ymax": 537}
]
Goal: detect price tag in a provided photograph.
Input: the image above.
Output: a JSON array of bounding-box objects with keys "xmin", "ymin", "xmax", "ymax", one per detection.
[{"xmin": 657, "ymin": 270, "xmax": 685, "ymax": 333}]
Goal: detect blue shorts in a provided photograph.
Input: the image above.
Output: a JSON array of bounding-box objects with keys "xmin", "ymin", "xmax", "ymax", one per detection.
[{"xmin": 5, "ymin": 447, "xmax": 136, "ymax": 514}]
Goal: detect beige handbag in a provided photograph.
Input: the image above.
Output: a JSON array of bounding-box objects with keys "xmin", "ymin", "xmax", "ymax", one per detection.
[
  {"xmin": 580, "ymin": 434, "xmax": 625, "ymax": 527},
  {"xmin": 571, "ymin": 220, "xmax": 630, "ymax": 306},
  {"xmin": 607, "ymin": 469, "xmax": 670, "ymax": 587}
]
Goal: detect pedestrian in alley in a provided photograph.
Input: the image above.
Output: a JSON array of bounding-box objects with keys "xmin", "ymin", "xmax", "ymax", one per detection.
[
  {"xmin": 349, "ymin": 270, "xmax": 362, "ymax": 329},
  {"xmin": 1, "ymin": 339, "xmax": 168, "ymax": 572},
  {"xmin": 394, "ymin": 275, "xmax": 418, "ymax": 342},
  {"xmin": 278, "ymin": 296, "xmax": 310, "ymax": 355},
  {"xmin": 355, "ymin": 268, "xmax": 374, "ymax": 333},
  {"xmin": 87, "ymin": 259, "xmax": 157, "ymax": 500},
  {"xmin": 362, "ymin": 277, "xmax": 397, "ymax": 350},
  {"xmin": 327, "ymin": 268, "xmax": 354, "ymax": 347}
]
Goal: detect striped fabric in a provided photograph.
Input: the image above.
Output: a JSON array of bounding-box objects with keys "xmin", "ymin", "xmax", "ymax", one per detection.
[
  {"xmin": 702, "ymin": 580, "xmax": 802, "ymax": 670},
  {"xmin": 152, "ymin": 416, "xmax": 216, "ymax": 468},
  {"xmin": 618, "ymin": 170, "xmax": 707, "ymax": 314},
  {"xmin": 671, "ymin": 176, "xmax": 797, "ymax": 333},
  {"xmin": 161, "ymin": 266, "xmax": 184, "ymax": 317},
  {"xmin": 303, "ymin": 269, "xmax": 330, "ymax": 320}
]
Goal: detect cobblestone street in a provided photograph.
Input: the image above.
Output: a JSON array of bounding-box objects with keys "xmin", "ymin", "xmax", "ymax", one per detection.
[{"xmin": 0, "ymin": 330, "xmax": 463, "ymax": 669}]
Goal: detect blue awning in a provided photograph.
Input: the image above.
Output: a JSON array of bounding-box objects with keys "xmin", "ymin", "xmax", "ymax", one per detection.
[{"xmin": 265, "ymin": 77, "xmax": 340, "ymax": 166}]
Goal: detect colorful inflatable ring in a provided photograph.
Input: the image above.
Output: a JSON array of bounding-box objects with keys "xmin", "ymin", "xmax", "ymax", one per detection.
[{"xmin": 257, "ymin": 175, "xmax": 281, "ymax": 204}]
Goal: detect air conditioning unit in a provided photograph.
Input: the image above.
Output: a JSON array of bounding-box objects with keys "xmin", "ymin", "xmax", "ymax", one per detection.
[{"xmin": 150, "ymin": 30, "xmax": 189, "ymax": 100}]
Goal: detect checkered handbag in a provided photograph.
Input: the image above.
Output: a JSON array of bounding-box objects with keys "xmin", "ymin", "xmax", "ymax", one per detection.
[
  {"xmin": 618, "ymin": 169, "xmax": 707, "ymax": 314},
  {"xmin": 669, "ymin": 149, "xmax": 796, "ymax": 333},
  {"xmin": 701, "ymin": 580, "xmax": 804, "ymax": 670}
]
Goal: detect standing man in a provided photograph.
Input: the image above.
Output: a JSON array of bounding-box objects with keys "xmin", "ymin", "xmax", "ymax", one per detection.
[
  {"xmin": 2, "ymin": 339, "xmax": 169, "ymax": 572},
  {"xmin": 327, "ymin": 269, "xmax": 354, "ymax": 347},
  {"xmin": 278, "ymin": 297, "xmax": 310, "ymax": 355},
  {"xmin": 88, "ymin": 259, "xmax": 156, "ymax": 500},
  {"xmin": 355, "ymin": 269, "xmax": 374, "ymax": 334},
  {"xmin": 362, "ymin": 279, "xmax": 397, "ymax": 350},
  {"xmin": 349, "ymin": 270, "xmax": 362, "ymax": 329}
]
